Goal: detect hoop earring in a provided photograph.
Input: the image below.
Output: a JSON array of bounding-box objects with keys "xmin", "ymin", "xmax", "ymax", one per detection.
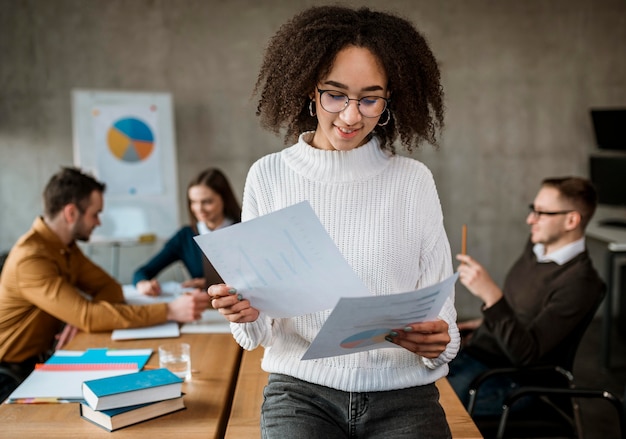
[
  {"xmin": 377, "ymin": 108, "xmax": 391, "ymax": 127},
  {"xmin": 309, "ymin": 100, "xmax": 316, "ymax": 117}
]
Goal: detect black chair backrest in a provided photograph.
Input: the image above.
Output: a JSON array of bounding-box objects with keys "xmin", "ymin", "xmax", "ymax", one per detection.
[{"xmin": 533, "ymin": 283, "xmax": 607, "ymax": 375}]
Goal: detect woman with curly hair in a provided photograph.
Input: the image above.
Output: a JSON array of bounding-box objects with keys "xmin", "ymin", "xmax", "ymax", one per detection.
[{"xmin": 210, "ymin": 5, "xmax": 458, "ymax": 438}]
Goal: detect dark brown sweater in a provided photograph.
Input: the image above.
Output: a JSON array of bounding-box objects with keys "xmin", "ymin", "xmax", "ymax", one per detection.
[{"xmin": 465, "ymin": 239, "xmax": 605, "ymax": 368}]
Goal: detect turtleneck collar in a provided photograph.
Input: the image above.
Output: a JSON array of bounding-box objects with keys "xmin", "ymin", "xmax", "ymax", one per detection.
[{"xmin": 281, "ymin": 132, "xmax": 392, "ymax": 183}]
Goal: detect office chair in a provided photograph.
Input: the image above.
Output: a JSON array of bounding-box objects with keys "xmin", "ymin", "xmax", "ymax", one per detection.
[
  {"xmin": 497, "ymin": 385, "xmax": 624, "ymax": 439},
  {"xmin": 465, "ymin": 286, "xmax": 608, "ymax": 438}
]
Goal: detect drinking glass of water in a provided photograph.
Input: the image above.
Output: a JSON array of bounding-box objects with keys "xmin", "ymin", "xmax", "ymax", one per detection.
[{"xmin": 158, "ymin": 342, "xmax": 191, "ymax": 381}]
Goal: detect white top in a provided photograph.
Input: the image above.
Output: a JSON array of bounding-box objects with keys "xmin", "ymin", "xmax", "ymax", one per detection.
[
  {"xmin": 197, "ymin": 218, "xmax": 234, "ymax": 235},
  {"xmin": 231, "ymin": 133, "xmax": 459, "ymax": 392}
]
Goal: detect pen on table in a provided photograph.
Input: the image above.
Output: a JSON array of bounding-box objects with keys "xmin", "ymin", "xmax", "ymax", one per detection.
[
  {"xmin": 144, "ymin": 365, "xmax": 200, "ymax": 374},
  {"xmin": 461, "ymin": 224, "xmax": 467, "ymax": 255}
]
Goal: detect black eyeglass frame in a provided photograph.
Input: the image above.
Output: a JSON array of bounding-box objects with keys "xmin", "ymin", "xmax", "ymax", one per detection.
[
  {"xmin": 528, "ymin": 204, "xmax": 576, "ymax": 217},
  {"xmin": 316, "ymin": 88, "xmax": 390, "ymax": 118}
]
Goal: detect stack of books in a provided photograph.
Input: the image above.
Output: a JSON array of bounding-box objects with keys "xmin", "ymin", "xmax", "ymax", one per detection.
[{"xmin": 80, "ymin": 368, "xmax": 185, "ymax": 432}]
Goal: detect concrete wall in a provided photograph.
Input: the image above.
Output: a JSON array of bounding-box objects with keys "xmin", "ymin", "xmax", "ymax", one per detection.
[{"xmin": 1, "ymin": 0, "xmax": 625, "ymax": 318}]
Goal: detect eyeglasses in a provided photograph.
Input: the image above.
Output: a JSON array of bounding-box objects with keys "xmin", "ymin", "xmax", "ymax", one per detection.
[
  {"xmin": 317, "ymin": 88, "xmax": 389, "ymax": 118},
  {"xmin": 528, "ymin": 204, "xmax": 575, "ymax": 218}
]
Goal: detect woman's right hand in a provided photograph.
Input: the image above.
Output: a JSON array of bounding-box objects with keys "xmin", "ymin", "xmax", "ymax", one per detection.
[
  {"xmin": 208, "ymin": 284, "xmax": 260, "ymax": 323},
  {"xmin": 136, "ymin": 279, "xmax": 162, "ymax": 296}
]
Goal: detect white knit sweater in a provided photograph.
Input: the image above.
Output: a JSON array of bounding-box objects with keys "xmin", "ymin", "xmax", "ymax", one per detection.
[{"xmin": 231, "ymin": 132, "xmax": 459, "ymax": 392}]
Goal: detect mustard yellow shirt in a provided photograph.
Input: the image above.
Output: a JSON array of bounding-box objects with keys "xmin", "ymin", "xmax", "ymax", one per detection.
[{"xmin": 0, "ymin": 217, "xmax": 168, "ymax": 363}]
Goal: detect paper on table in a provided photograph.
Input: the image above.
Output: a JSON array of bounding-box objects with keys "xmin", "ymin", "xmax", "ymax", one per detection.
[
  {"xmin": 123, "ymin": 284, "xmax": 230, "ymax": 333},
  {"xmin": 123, "ymin": 282, "xmax": 196, "ymax": 305},
  {"xmin": 301, "ymin": 272, "xmax": 459, "ymax": 360},
  {"xmin": 193, "ymin": 201, "xmax": 369, "ymax": 318},
  {"xmin": 180, "ymin": 310, "xmax": 231, "ymax": 334},
  {"xmin": 111, "ymin": 322, "xmax": 180, "ymax": 340}
]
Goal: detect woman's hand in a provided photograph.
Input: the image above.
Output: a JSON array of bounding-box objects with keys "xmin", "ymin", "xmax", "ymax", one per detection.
[
  {"xmin": 136, "ymin": 279, "xmax": 161, "ymax": 296},
  {"xmin": 385, "ymin": 319, "xmax": 450, "ymax": 358},
  {"xmin": 208, "ymin": 284, "xmax": 260, "ymax": 323}
]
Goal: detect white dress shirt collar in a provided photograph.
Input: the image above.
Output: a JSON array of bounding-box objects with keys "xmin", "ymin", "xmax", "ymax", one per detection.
[{"xmin": 533, "ymin": 237, "xmax": 586, "ymax": 265}]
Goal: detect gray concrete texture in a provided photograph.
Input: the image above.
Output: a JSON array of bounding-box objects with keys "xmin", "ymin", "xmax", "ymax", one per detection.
[{"xmin": 1, "ymin": 0, "xmax": 625, "ymax": 318}]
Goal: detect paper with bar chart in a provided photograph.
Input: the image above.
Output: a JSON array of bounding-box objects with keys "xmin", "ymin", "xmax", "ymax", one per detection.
[{"xmin": 193, "ymin": 201, "xmax": 369, "ymax": 318}]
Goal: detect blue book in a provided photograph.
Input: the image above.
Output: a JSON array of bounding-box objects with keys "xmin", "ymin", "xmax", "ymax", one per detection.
[
  {"xmin": 82, "ymin": 368, "xmax": 183, "ymax": 411},
  {"xmin": 80, "ymin": 395, "xmax": 185, "ymax": 431}
]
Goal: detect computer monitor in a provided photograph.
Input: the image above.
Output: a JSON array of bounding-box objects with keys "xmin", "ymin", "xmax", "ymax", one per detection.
[
  {"xmin": 590, "ymin": 109, "xmax": 626, "ymax": 151},
  {"xmin": 589, "ymin": 154, "xmax": 626, "ymax": 207}
]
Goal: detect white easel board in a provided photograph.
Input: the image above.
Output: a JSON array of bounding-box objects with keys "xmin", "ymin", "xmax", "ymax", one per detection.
[{"xmin": 72, "ymin": 89, "xmax": 180, "ymax": 240}]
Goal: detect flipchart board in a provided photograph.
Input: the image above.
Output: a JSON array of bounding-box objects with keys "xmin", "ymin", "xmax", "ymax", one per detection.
[{"xmin": 72, "ymin": 89, "xmax": 180, "ymax": 240}]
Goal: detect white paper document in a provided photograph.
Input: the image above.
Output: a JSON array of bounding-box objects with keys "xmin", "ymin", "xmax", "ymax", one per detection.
[
  {"xmin": 122, "ymin": 281, "xmax": 196, "ymax": 305},
  {"xmin": 123, "ymin": 284, "xmax": 231, "ymax": 333},
  {"xmin": 180, "ymin": 309, "xmax": 231, "ymax": 334},
  {"xmin": 301, "ymin": 272, "xmax": 459, "ymax": 360},
  {"xmin": 193, "ymin": 201, "xmax": 369, "ymax": 318},
  {"xmin": 111, "ymin": 321, "xmax": 180, "ymax": 340}
]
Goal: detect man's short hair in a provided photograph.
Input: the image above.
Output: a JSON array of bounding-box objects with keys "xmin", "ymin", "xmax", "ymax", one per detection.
[
  {"xmin": 541, "ymin": 176, "xmax": 597, "ymax": 230},
  {"xmin": 43, "ymin": 167, "xmax": 106, "ymax": 218}
]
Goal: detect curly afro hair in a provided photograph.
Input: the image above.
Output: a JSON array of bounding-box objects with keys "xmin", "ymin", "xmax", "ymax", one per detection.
[{"xmin": 253, "ymin": 6, "xmax": 444, "ymax": 154}]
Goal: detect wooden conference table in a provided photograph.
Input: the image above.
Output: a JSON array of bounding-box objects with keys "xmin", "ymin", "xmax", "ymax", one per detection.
[
  {"xmin": 0, "ymin": 331, "xmax": 482, "ymax": 439},
  {"xmin": 0, "ymin": 332, "xmax": 242, "ymax": 439}
]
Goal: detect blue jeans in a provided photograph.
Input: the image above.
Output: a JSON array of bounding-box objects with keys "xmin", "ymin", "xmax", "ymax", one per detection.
[
  {"xmin": 447, "ymin": 350, "xmax": 522, "ymax": 417},
  {"xmin": 261, "ymin": 373, "xmax": 451, "ymax": 439}
]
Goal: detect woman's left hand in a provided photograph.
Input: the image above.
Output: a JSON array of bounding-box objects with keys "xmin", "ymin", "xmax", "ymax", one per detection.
[
  {"xmin": 385, "ymin": 319, "xmax": 450, "ymax": 358},
  {"xmin": 208, "ymin": 284, "xmax": 260, "ymax": 323}
]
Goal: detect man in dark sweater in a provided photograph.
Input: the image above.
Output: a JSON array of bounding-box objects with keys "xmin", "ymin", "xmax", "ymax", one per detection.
[{"xmin": 448, "ymin": 176, "xmax": 605, "ymax": 415}]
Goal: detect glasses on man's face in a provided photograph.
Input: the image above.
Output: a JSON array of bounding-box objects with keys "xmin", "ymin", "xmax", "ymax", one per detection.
[
  {"xmin": 317, "ymin": 88, "xmax": 389, "ymax": 118},
  {"xmin": 528, "ymin": 204, "xmax": 575, "ymax": 218}
]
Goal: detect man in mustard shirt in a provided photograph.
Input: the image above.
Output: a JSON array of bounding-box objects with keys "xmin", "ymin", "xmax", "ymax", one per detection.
[{"xmin": 0, "ymin": 167, "xmax": 211, "ymax": 400}]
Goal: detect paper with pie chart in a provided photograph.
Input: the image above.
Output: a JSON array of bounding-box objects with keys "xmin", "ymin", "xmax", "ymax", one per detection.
[
  {"xmin": 301, "ymin": 272, "xmax": 459, "ymax": 360},
  {"xmin": 93, "ymin": 104, "xmax": 163, "ymax": 196}
]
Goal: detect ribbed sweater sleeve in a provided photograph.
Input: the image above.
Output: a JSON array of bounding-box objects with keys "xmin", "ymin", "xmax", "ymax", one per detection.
[{"xmin": 230, "ymin": 133, "xmax": 458, "ymax": 392}]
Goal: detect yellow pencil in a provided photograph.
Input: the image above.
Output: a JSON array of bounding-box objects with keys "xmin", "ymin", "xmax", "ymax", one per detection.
[{"xmin": 461, "ymin": 224, "xmax": 467, "ymax": 255}]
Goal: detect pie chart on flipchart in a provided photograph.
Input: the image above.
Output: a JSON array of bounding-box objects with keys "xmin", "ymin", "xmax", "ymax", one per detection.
[{"xmin": 107, "ymin": 117, "xmax": 155, "ymax": 162}]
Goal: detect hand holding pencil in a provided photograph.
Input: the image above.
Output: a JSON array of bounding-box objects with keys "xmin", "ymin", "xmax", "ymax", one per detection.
[{"xmin": 456, "ymin": 224, "xmax": 503, "ymax": 307}]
